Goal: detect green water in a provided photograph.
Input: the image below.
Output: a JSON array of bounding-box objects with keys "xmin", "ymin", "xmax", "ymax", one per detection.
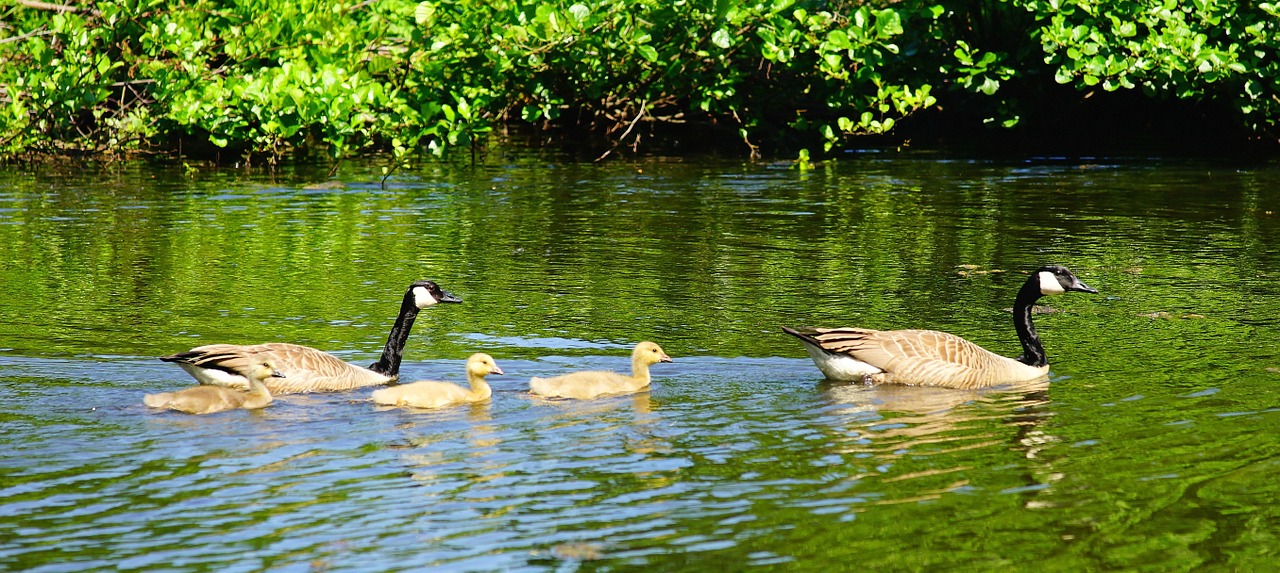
[{"xmin": 2, "ymin": 151, "xmax": 1280, "ymax": 571}]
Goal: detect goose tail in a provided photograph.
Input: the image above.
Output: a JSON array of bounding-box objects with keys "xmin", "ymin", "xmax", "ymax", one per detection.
[{"xmin": 782, "ymin": 326, "xmax": 833, "ymax": 353}]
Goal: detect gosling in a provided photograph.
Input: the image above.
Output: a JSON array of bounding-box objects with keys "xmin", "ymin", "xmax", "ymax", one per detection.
[
  {"xmin": 144, "ymin": 359, "xmax": 283, "ymax": 414},
  {"xmin": 529, "ymin": 341, "xmax": 672, "ymax": 400},
  {"xmin": 370, "ymin": 353, "xmax": 504, "ymax": 409}
]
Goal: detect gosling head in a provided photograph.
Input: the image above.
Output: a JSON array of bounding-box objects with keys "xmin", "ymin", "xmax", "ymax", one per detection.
[
  {"xmin": 1035, "ymin": 265, "xmax": 1098, "ymax": 296},
  {"xmin": 466, "ymin": 353, "xmax": 504, "ymax": 377},
  {"xmin": 633, "ymin": 341, "xmax": 673, "ymax": 365},
  {"xmin": 410, "ymin": 279, "xmax": 463, "ymax": 308},
  {"xmin": 247, "ymin": 359, "xmax": 286, "ymax": 381}
]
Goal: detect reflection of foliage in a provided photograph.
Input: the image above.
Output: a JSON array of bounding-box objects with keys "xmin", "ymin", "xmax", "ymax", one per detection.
[
  {"xmin": 3, "ymin": 159, "xmax": 1280, "ymax": 569},
  {"xmin": 0, "ymin": 157, "xmax": 1277, "ymax": 364}
]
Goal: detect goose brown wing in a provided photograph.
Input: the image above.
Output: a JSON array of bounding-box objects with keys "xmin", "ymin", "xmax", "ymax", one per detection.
[
  {"xmin": 799, "ymin": 327, "xmax": 1015, "ymax": 387},
  {"xmin": 163, "ymin": 343, "xmax": 390, "ymax": 393}
]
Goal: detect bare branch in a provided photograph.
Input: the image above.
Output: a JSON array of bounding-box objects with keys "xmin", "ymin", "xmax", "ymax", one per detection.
[
  {"xmin": 14, "ymin": 0, "xmax": 101, "ymax": 16},
  {"xmin": 595, "ymin": 100, "xmax": 647, "ymax": 162},
  {"xmin": 0, "ymin": 26, "xmax": 51, "ymax": 45}
]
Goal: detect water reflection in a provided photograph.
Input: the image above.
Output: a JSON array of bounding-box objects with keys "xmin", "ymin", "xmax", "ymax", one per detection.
[{"xmin": 4, "ymin": 155, "xmax": 1280, "ymax": 570}]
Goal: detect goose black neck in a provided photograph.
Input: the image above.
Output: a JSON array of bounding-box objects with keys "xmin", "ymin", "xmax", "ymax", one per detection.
[
  {"xmin": 368, "ymin": 292, "xmax": 421, "ymax": 376},
  {"xmin": 1013, "ymin": 278, "xmax": 1047, "ymax": 367}
]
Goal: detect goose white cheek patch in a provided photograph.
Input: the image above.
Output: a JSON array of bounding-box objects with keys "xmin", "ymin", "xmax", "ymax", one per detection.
[
  {"xmin": 413, "ymin": 286, "xmax": 439, "ymax": 307},
  {"xmin": 1039, "ymin": 272, "xmax": 1066, "ymax": 295}
]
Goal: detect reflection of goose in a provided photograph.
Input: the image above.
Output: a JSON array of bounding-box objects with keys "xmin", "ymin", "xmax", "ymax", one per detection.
[
  {"xmin": 371, "ymin": 353, "xmax": 503, "ymax": 409},
  {"xmin": 145, "ymin": 359, "xmax": 283, "ymax": 414},
  {"xmin": 785, "ymin": 265, "xmax": 1097, "ymax": 388},
  {"xmin": 161, "ymin": 280, "xmax": 461, "ymax": 393},
  {"xmin": 529, "ymin": 342, "xmax": 672, "ymax": 399},
  {"xmin": 819, "ymin": 377, "xmax": 1054, "ymax": 476},
  {"xmin": 820, "ymin": 377, "xmax": 1051, "ymax": 419}
]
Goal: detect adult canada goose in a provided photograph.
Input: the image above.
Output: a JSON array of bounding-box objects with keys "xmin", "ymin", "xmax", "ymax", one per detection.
[
  {"xmin": 783, "ymin": 265, "xmax": 1097, "ymax": 389},
  {"xmin": 371, "ymin": 353, "xmax": 504, "ymax": 409},
  {"xmin": 161, "ymin": 280, "xmax": 461, "ymax": 394},
  {"xmin": 529, "ymin": 341, "xmax": 673, "ymax": 400},
  {"xmin": 144, "ymin": 359, "xmax": 283, "ymax": 414}
]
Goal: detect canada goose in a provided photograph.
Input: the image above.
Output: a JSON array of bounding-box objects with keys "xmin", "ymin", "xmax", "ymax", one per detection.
[
  {"xmin": 161, "ymin": 280, "xmax": 461, "ymax": 394},
  {"xmin": 144, "ymin": 359, "xmax": 283, "ymax": 414},
  {"xmin": 529, "ymin": 341, "xmax": 673, "ymax": 399},
  {"xmin": 783, "ymin": 265, "xmax": 1097, "ymax": 389},
  {"xmin": 371, "ymin": 353, "xmax": 504, "ymax": 409}
]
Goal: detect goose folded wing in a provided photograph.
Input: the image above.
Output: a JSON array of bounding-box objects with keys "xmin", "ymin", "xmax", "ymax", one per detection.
[{"xmin": 809, "ymin": 328, "xmax": 1007, "ymax": 386}]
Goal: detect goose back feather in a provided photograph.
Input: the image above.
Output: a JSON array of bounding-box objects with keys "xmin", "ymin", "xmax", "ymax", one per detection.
[
  {"xmin": 783, "ymin": 327, "xmax": 1046, "ymax": 389},
  {"xmin": 164, "ymin": 342, "xmax": 388, "ymax": 394},
  {"xmin": 161, "ymin": 280, "xmax": 460, "ymax": 394},
  {"xmin": 784, "ymin": 265, "xmax": 1096, "ymax": 389}
]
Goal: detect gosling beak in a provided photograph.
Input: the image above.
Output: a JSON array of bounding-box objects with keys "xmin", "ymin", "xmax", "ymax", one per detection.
[
  {"xmin": 271, "ymin": 370, "xmax": 286, "ymax": 378},
  {"xmin": 660, "ymin": 353, "xmax": 673, "ymax": 363},
  {"xmin": 1070, "ymin": 278, "xmax": 1099, "ymax": 294},
  {"xmin": 440, "ymin": 289, "xmax": 463, "ymax": 303},
  {"xmin": 491, "ymin": 365, "xmax": 505, "ymax": 376}
]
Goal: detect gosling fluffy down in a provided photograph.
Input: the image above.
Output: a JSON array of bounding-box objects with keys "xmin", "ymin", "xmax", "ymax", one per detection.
[
  {"xmin": 144, "ymin": 360, "xmax": 283, "ymax": 414},
  {"xmin": 529, "ymin": 341, "xmax": 673, "ymax": 400},
  {"xmin": 371, "ymin": 353, "xmax": 504, "ymax": 409}
]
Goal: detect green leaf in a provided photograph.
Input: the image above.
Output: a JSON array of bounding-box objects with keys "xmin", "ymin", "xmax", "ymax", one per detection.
[
  {"xmin": 637, "ymin": 45, "xmax": 658, "ymax": 63},
  {"xmin": 826, "ymin": 30, "xmax": 851, "ymax": 50},
  {"xmin": 712, "ymin": 28, "xmax": 732, "ymax": 49},
  {"xmin": 415, "ymin": 2, "xmax": 435, "ymax": 26}
]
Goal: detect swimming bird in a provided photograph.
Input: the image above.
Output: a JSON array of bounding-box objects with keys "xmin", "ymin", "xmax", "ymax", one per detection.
[
  {"xmin": 371, "ymin": 353, "xmax": 504, "ymax": 409},
  {"xmin": 529, "ymin": 341, "xmax": 673, "ymax": 399},
  {"xmin": 783, "ymin": 265, "xmax": 1097, "ymax": 389},
  {"xmin": 161, "ymin": 280, "xmax": 461, "ymax": 394},
  {"xmin": 144, "ymin": 359, "xmax": 283, "ymax": 414}
]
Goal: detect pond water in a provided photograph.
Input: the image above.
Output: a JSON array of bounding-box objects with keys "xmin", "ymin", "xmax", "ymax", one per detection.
[{"xmin": 2, "ymin": 150, "xmax": 1280, "ymax": 571}]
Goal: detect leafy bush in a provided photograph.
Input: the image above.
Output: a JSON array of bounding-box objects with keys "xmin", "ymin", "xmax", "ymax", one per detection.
[
  {"xmin": 0, "ymin": 0, "xmax": 1277, "ymax": 163},
  {"xmin": 1018, "ymin": 0, "xmax": 1280, "ymax": 140}
]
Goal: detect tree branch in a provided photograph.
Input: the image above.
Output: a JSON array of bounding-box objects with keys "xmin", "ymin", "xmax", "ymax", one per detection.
[
  {"xmin": 595, "ymin": 100, "xmax": 647, "ymax": 162},
  {"xmin": 0, "ymin": 26, "xmax": 50, "ymax": 45},
  {"xmin": 14, "ymin": 0, "xmax": 100, "ymax": 16}
]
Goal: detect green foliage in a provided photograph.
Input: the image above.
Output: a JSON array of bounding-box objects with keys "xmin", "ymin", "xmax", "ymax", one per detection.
[
  {"xmin": 1017, "ymin": 0, "xmax": 1280, "ymax": 138},
  {"xmin": 1, "ymin": 0, "xmax": 1278, "ymax": 161}
]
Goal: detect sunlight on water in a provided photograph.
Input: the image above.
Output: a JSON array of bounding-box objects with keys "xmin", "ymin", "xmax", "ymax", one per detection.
[{"xmin": 2, "ymin": 154, "xmax": 1280, "ymax": 570}]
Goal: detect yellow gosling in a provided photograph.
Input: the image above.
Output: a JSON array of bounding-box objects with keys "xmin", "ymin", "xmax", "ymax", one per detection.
[
  {"xmin": 144, "ymin": 360, "xmax": 282, "ymax": 414},
  {"xmin": 371, "ymin": 353, "xmax": 504, "ymax": 409},
  {"xmin": 529, "ymin": 341, "xmax": 672, "ymax": 400}
]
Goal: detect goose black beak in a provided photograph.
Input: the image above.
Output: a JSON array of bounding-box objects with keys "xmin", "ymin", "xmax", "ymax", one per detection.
[
  {"xmin": 440, "ymin": 290, "xmax": 463, "ymax": 303},
  {"xmin": 1071, "ymin": 279, "xmax": 1098, "ymax": 294},
  {"xmin": 271, "ymin": 370, "xmax": 286, "ymax": 378}
]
